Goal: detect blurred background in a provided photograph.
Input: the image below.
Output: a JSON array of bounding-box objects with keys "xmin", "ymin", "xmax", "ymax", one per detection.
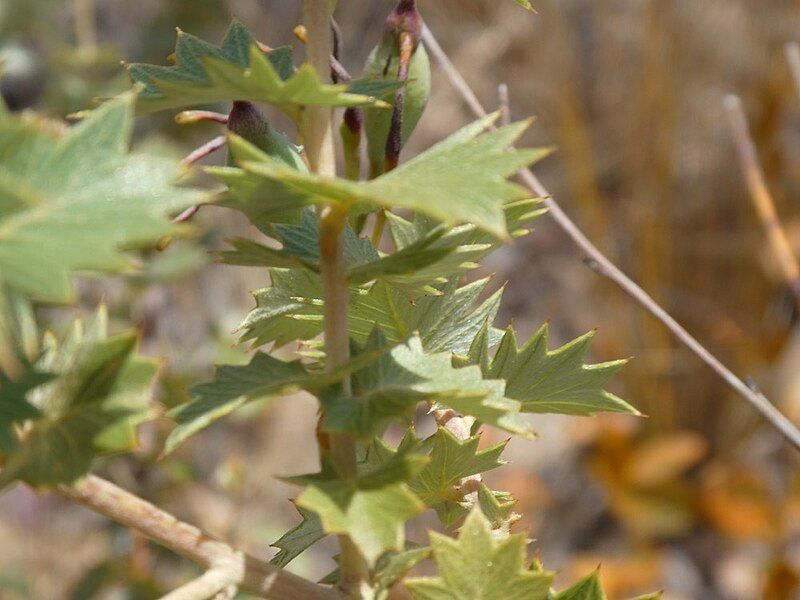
[{"xmin": 3, "ymin": 0, "xmax": 800, "ymax": 598}]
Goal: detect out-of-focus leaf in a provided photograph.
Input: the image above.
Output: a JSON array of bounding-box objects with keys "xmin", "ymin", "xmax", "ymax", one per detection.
[
  {"xmin": 0, "ymin": 309, "xmax": 156, "ymax": 488},
  {"xmin": 128, "ymin": 20, "xmax": 393, "ymax": 118},
  {"xmin": 0, "ymin": 91, "xmax": 200, "ymax": 304},
  {"xmin": 0, "ymin": 366, "xmax": 49, "ymax": 452}
]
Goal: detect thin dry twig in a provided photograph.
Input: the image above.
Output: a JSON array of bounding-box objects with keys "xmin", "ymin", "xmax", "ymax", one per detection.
[
  {"xmin": 58, "ymin": 475, "xmax": 340, "ymax": 600},
  {"xmin": 421, "ymin": 23, "xmax": 800, "ymax": 453},
  {"xmin": 160, "ymin": 564, "xmax": 240, "ymax": 600},
  {"xmin": 724, "ymin": 94, "xmax": 800, "ymax": 307}
]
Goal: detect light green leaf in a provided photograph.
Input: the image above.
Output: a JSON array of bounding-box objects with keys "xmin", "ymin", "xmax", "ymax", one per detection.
[
  {"xmin": 0, "ymin": 92, "xmax": 201, "ymax": 304},
  {"xmin": 465, "ymin": 323, "xmax": 638, "ymax": 417},
  {"xmin": 293, "ymin": 455, "xmax": 427, "ymax": 565},
  {"xmin": 476, "ymin": 483, "xmax": 518, "ymax": 530},
  {"xmin": 321, "ymin": 333, "xmax": 534, "ymax": 441},
  {"xmin": 514, "ymin": 0, "xmax": 535, "ymax": 10},
  {"xmin": 218, "ymin": 116, "xmax": 547, "ymax": 237},
  {"xmin": 270, "ymin": 504, "xmax": 325, "ymax": 568},
  {"xmin": 404, "ymin": 507, "xmax": 553, "ymax": 600},
  {"xmin": 0, "ymin": 309, "xmax": 156, "ymax": 488},
  {"xmin": 128, "ymin": 20, "xmax": 395, "ymax": 118}
]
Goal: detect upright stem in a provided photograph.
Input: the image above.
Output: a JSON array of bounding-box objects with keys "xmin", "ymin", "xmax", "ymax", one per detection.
[
  {"xmin": 302, "ymin": 1, "xmax": 369, "ymax": 596},
  {"xmin": 302, "ymin": 0, "xmax": 337, "ymax": 177},
  {"xmin": 73, "ymin": 0, "xmax": 98, "ymax": 57}
]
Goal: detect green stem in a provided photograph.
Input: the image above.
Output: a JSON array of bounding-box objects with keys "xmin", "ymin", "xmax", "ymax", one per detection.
[{"xmin": 302, "ymin": 1, "xmax": 369, "ymax": 596}]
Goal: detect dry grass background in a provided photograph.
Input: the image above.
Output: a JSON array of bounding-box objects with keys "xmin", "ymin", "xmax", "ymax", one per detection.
[{"xmin": 4, "ymin": 0, "xmax": 800, "ymax": 598}]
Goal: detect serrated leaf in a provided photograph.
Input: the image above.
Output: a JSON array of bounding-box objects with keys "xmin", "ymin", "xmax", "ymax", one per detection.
[
  {"xmin": 164, "ymin": 342, "xmax": 385, "ymax": 454},
  {"xmin": 218, "ymin": 208, "xmax": 378, "ymax": 273},
  {"xmin": 465, "ymin": 323, "xmax": 637, "ymax": 417},
  {"xmin": 410, "ymin": 429, "xmax": 506, "ymax": 517},
  {"xmin": 241, "ymin": 268, "xmax": 504, "ymax": 356},
  {"xmin": 0, "ymin": 92, "xmax": 200, "ymax": 304},
  {"xmin": 293, "ymin": 453, "xmax": 427, "ymax": 565},
  {"xmin": 404, "ymin": 507, "xmax": 553, "ymax": 600},
  {"xmin": 476, "ymin": 483, "xmax": 518, "ymax": 529},
  {"xmin": 164, "ymin": 353, "xmax": 312, "ymax": 455},
  {"xmin": 0, "ymin": 310, "xmax": 156, "ymax": 488},
  {"xmin": 552, "ymin": 571, "xmax": 606, "ymax": 600},
  {"xmin": 374, "ymin": 547, "xmax": 430, "ymax": 591},
  {"xmin": 218, "ymin": 116, "xmax": 548, "ymax": 237},
  {"xmin": 128, "ymin": 20, "xmax": 393, "ymax": 118},
  {"xmin": 321, "ymin": 332, "xmax": 534, "ymax": 441},
  {"xmin": 367, "ymin": 430, "xmax": 511, "ymax": 528},
  {"xmin": 270, "ymin": 504, "xmax": 325, "ymax": 568}
]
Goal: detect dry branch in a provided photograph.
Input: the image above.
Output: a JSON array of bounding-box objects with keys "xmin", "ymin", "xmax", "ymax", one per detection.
[
  {"xmin": 58, "ymin": 475, "xmax": 340, "ymax": 600},
  {"xmin": 724, "ymin": 94, "xmax": 800, "ymax": 308}
]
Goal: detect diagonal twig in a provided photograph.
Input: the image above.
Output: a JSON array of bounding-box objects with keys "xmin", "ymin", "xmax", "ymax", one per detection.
[
  {"xmin": 421, "ymin": 23, "xmax": 800, "ymax": 453},
  {"xmin": 724, "ymin": 94, "xmax": 800, "ymax": 308},
  {"xmin": 58, "ymin": 475, "xmax": 341, "ymax": 599}
]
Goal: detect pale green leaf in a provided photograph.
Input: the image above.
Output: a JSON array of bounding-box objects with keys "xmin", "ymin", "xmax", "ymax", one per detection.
[
  {"xmin": 293, "ymin": 454, "xmax": 427, "ymax": 565},
  {"xmin": 218, "ymin": 116, "xmax": 547, "ymax": 237},
  {"xmin": 0, "ymin": 92, "xmax": 201, "ymax": 303},
  {"xmin": 404, "ymin": 507, "xmax": 553, "ymax": 600},
  {"xmin": 241, "ymin": 272, "xmax": 504, "ymax": 356}
]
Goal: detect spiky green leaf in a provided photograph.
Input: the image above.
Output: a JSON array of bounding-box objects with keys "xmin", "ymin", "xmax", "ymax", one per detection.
[
  {"xmin": 241, "ymin": 273, "xmax": 503, "ymax": 357},
  {"xmin": 293, "ymin": 454, "xmax": 427, "ymax": 565},
  {"xmin": 464, "ymin": 323, "xmax": 637, "ymax": 417},
  {"xmin": 128, "ymin": 20, "xmax": 395, "ymax": 118},
  {"xmin": 404, "ymin": 507, "xmax": 553, "ymax": 600},
  {"xmin": 410, "ymin": 428, "xmax": 506, "ymax": 518},
  {"xmin": 270, "ymin": 504, "xmax": 325, "ymax": 568},
  {"xmin": 321, "ymin": 333, "xmax": 534, "ymax": 441},
  {"xmin": 217, "ymin": 115, "xmax": 547, "ymax": 237}
]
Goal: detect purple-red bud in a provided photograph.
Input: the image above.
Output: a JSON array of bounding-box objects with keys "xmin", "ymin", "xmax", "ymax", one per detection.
[{"xmin": 385, "ymin": 0, "xmax": 421, "ymax": 49}]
